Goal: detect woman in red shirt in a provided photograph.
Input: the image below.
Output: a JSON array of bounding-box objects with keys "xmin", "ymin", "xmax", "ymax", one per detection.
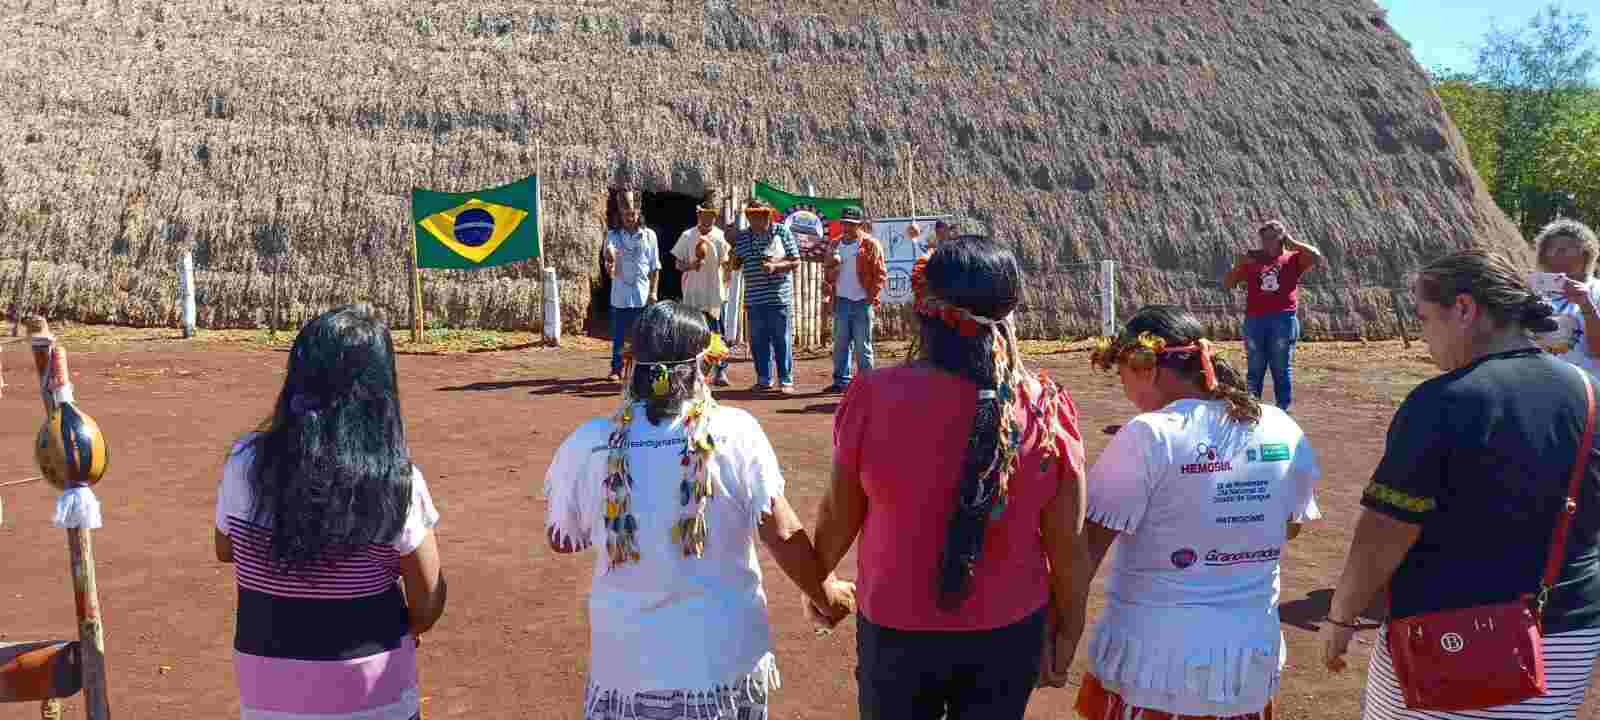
[
  {"xmin": 811, "ymin": 234, "xmax": 1093, "ymax": 719},
  {"xmin": 1223, "ymin": 220, "xmax": 1324, "ymax": 412}
]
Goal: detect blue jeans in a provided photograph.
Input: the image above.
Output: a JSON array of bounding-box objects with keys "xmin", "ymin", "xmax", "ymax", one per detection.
[
  {"xmin": 609, "ymin": 305, "xmax": 644, "ymax": 375},
  {"xmin": 747, "ymin": 304, "xmax": 793, "ymax": 386},
  {"xmin": 1243, "ymin": 310, "xmax": 1299, "ymax": 411},
  {"xmin": 832, "ymin": 298, "xmax": 875, "ymax": 386}
]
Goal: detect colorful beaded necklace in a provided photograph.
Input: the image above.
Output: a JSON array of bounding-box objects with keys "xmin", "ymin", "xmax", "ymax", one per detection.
[{"xmin": 602, "ymin": 334, "xmax": 729, "ymax": 571}]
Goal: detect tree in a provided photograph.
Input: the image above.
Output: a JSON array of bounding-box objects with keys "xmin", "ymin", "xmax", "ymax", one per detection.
[
  {"xmin": 1536, "ymin": 92, "xmax": 1600, "ymax": 223},
  {"xmin": 1435, "ymin": 77, "xmax": 1504, "ymax": 194},
  {"xmin": 1469, "ymin": 4, "xmax": 1596, "ymax": 234}
]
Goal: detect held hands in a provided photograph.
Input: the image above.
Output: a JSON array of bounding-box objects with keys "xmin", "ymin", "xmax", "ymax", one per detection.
[
  {"xmin": 805, "ymin": 574, "xmax": 857, "ymax": 631},
  {"xmin": 1320, "ymin": 621, "xmax": 1358, "ymax": 672}
]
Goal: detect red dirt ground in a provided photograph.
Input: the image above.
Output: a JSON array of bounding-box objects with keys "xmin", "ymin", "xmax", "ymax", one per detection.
[{"xmin": 1, "ymin": 336, "xmax": 1595, "ymax": 719}]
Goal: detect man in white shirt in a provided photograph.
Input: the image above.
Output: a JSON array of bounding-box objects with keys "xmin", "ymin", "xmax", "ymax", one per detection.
[
  {"xmin": 603, "ymin": 193, "xmax": 660, "ymax": 382},
  {"xmin": 672, "ymin": 201, "xmax": 733, "ymax": 386},
  {"xmin": 822, "ymin": 206, "xmax": 887, "ymax": 394}
]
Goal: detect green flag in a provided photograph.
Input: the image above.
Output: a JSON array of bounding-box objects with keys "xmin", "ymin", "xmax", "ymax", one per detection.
[
  {"xmin": 751, "ymin": 180, "xmax": 860, "ymax": 219},
  {"xmin": 411, "ymin": 175, "xmax": 540, "ymax": 269}
]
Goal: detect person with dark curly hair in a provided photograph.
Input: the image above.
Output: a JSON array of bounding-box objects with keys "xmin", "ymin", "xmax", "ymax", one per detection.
[
  {"xmin": 214, "ymin": 304, "xmax": 446, "ymax": 720},
  {"xmin": 1323, "ymin": 250, "xmax": 1600, "ymax": 719}
]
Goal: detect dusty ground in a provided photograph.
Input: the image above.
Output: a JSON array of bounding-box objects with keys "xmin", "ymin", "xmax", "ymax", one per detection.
[{"xmin": 0, "ymin": 327, "xmax": 1594, "ymax": 719}]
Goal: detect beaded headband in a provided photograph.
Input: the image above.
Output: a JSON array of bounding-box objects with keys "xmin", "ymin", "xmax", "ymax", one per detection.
[
  {"xmin": 1089, "ymin": 331, "xmax": 1218, "ymax": 391},
  {"xmin": 602, "ymin": 333, "xmax": 730, "ymax": 571}
]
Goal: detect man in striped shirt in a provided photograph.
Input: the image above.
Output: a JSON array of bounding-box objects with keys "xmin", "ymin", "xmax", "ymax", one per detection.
[{"xmin": 730, "ymin": 199, "xmax": 801, "ymax": 394}]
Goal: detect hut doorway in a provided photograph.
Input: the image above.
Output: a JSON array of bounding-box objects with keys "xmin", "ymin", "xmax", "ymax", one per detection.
[
  {"xmin": 585, "ymin": 188, "xmax": 701, "ymax": 339},
  {"xmin": 641, "ymin": 190, "xmax": 698, "ymax": 303}
]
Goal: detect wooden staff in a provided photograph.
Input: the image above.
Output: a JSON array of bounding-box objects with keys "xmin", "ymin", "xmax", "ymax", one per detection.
[{"xmin": 26, "ymin": 318, "xmax": 111, "ymax": 720}]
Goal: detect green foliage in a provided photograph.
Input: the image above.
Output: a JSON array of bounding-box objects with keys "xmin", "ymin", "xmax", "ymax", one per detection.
[
  {"xmin": 1536, "ymin": 94, "xmax": 1600, "ymax": 220},
  {"xmin": 1436, "ymin": 79, "xmax": 1504, "ymax": 192},
  {"xmin": 1433, "ymin": 3, "xmax": 1598, "ymax": 235}
]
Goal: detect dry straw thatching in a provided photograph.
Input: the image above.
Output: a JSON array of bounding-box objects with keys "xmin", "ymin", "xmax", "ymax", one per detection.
[{"xmin": 0, "ymin": 0, "xmax": 1527, "ymax": 340}]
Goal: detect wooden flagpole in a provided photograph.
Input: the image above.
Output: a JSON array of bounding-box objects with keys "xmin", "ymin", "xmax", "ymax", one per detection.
[
  {"xmin": 407, "ymin": 192, "xmax": 424, "ymax": 345},
  {"xmin": 535, "ymin": 141, "xmax": 546, "ymax": 272},
  {"xmin": 28, "ymin": 322, "xmax": 111, "ymax": 720}
]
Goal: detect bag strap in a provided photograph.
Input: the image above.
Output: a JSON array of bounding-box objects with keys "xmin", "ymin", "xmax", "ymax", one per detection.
[{"xmin": 1540, "ymin": 367, "xmax": 1596, "ymax": 616}]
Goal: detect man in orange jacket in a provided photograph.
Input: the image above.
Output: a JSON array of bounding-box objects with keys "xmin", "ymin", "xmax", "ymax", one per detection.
[{"xmin": 822, "ymin": 206, "xmax": 888, "ymax": 394}]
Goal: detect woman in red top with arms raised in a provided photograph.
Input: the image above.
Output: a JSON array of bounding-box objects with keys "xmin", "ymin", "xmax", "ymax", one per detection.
[
  {"xmin": 1222, "ymin": 219, "xmax": 1325, "ymax": 412},
  {"xmin": 811, "ymin": 229, "xmax": 1093, "ymax": 720}
]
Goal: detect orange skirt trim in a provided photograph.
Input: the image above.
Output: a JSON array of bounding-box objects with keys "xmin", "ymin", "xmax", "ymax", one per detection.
[{"xmin": 1074, "ymin": 672, "xmax": 1273, "ymax": 720}]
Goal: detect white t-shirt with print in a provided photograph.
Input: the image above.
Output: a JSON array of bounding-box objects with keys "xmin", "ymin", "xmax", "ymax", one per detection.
[
  {"xmin": 672, "ymin": 226, "xmax": 730, "ymax": 315},
  {"xmin": 1534, "ymin": 276, "xmax": 1600, "ymax": 374},
  {"xmin": 543, "ymin": 404, "xmax": 784, "ymax": 700},
  {"xmin": 1083, "ymin": 399, "xmax": 1321, "ymax": 717}
]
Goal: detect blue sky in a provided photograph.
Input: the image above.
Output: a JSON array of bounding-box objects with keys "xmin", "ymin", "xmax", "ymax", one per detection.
[{"xmin": 1375, "ymin": 0, "xmax": 1600, "ymax": 80}]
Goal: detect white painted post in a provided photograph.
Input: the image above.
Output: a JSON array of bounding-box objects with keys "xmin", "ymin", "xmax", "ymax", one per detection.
[
  {"xmin": 542, "ymin": 266, "xmax": 561, "ymax": 345},
  {"xmin": 178, "ymin": 249, "xmax": 197, "ymax": 338},
  {"xmin": 1100, "ymin": 259, "xmax": 1116, "ymax": 337}
]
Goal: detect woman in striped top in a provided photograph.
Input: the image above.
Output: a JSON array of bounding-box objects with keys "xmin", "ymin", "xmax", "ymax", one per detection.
[{"xmin": 214, "ymin": 305, "xmax": 447, "ymax": 720}]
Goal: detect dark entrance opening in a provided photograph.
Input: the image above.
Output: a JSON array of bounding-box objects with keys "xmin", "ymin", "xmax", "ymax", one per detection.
[{"xmin": 585, "ymin": 188, "xmax": 706, "ymax": 339}]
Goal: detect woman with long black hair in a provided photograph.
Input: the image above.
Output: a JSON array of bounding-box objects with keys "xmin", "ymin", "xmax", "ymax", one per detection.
[
  {"xmin": 543, "ymin": 300, "xmax": 854, "ymax": 720},
  {"xmin": 214, "ymin": 304, "xmax": 446, "ymax": 720},
  {"xmin": 811, "ymin": 234, "xmax": 1092, "ymax": 719}
]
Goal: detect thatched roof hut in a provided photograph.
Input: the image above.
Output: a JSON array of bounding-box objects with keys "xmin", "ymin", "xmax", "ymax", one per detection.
[{"xmin": 0, "ymin": 0, "xmax": 1525, "ymax": 340}]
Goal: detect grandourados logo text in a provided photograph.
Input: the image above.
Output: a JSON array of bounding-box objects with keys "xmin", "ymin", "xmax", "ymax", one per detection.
[{"xmin": 1204, "ymin": 548, "xmax": 1281, "ymax": 566}]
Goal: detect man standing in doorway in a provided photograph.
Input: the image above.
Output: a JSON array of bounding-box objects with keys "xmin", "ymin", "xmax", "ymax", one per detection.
[
  {"xmin": 672, "ymin": 200, "xmax": 733, "ymax": 386},
  {"xmin": 1222, "ymin": 219, "xmax": 1324, "ymax": 412},
  {"xmin": 602, "ymin": 192, "xmax": 660, "ymax": 382},
  {"xmin": 823, "ymin": 206, "xmax": 888, "ymax": 394},
  {"xmin": 730, "ymin": 199, "xmax": 801, "ymax": 394}
]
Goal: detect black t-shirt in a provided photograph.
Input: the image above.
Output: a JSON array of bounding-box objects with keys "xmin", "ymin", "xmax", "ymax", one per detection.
[{"xmin": 1361, "ymin": 348, "xmax": 1600, "ymax": 634}]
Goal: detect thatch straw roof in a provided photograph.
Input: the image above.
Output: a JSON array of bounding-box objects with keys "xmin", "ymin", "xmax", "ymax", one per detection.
[{"xmin": 0, "ymin": 0, "xmax": 1525, "ymax": 339}]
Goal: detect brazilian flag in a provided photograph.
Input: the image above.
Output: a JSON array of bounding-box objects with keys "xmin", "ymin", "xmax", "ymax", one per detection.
[{"xmin": 411, "ymin": 175, "xmax": 540, "ymax": 269}]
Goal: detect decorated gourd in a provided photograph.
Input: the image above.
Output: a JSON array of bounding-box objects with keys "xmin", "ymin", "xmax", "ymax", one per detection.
[{"xmin": 36, "ymin": 402, "xmax": 109, "ymax": 492}]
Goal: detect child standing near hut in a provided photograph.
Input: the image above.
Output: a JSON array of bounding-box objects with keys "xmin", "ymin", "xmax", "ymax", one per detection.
[{"xmin": 214, "ymin": 304, "xmax": 447, "ymax": 720}]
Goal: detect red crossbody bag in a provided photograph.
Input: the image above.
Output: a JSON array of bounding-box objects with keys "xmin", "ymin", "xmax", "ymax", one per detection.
[{"xmin": 1386, "ymin": 366, "xmax": 1595, "ymax": 711}]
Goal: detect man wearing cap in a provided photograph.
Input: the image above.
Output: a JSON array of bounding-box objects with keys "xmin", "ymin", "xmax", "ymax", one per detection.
[
  {"xmin": 729, "ymin": 199, "xmax": 802, "ymax": 393},
  {"xmin": 672, "ymin": 200, "xmax": 734, "ymax": 386},
  {"xmin": 822, "ymin": 206, "xmax": 888, "ymax": 394},
  {"xmin": 602, "ymin": 193, "xmax": 660, "ymax": 382}
]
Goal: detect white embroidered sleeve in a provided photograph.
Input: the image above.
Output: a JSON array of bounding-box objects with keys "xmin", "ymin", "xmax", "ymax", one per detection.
[
  {"xmin": 737, "ymin": 411, "xmax": 786, "ymax": 528},
  {"xmin": 1085, "ymin": 420, "xmax": 1158, "ymax": 534},
  {"xmin": 1288, "ymin": 435, "xmax": 1323, "ymax": 523},
  {"xmin": 543, "ymin": 427, "xmax": 595, "ymax": 549},
  {"xmin": 215, "ymin": 440, "xmax": 256, "ymax": 533},
  {"xmin": 393, "ymin": 466, "xmax": 441, "ymax": 555}
]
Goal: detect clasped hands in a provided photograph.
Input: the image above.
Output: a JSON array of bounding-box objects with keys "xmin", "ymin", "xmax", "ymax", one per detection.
[{"xmin": 804, "ymin": 574, "xmax": 858, "ymax": 631}]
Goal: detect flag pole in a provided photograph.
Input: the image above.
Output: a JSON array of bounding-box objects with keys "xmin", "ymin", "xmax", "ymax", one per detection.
[
  {"xmin": 408, "ymin": 194, "xmax": 424, "ymax": 345},
  {"xmin": 535, "ymin": 141, "xmax": 546, "ymax": 272}
]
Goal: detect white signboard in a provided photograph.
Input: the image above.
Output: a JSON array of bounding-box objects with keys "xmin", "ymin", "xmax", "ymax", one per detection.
[{"xmin": 872, "ymin": 216, "xmax": 951, "ymax": 306}]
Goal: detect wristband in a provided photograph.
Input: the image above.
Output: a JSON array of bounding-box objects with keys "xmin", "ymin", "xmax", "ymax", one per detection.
[{"xmin": 1324, "ymin": 616, "xmax": 1364, "ymax": 630}]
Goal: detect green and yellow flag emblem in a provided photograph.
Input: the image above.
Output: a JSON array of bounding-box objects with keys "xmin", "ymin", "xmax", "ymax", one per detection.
[{"xmin": 411, "ymin": 175, "xmax": 540, "ymax": 269}]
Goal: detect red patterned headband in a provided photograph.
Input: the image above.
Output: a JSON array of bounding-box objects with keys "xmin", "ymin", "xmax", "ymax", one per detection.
[{"xmin": 909, "ymin": 257, "xmax": 1009, "ymax": 336}]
